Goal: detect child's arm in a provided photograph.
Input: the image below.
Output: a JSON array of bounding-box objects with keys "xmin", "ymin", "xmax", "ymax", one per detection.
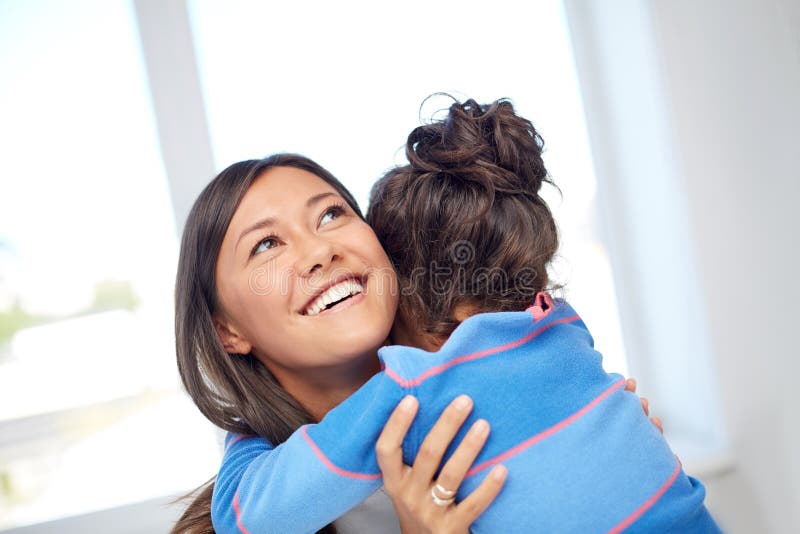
[
  {"xmin": 210, "ymin": 372, "xmax": 407, "ymax": 534},
  {"xmin": 211, "ymin": 431, "xmax": 382, "ymax": 534}
]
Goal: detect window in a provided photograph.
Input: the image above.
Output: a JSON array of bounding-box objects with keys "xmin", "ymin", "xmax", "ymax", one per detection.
[{"xmin": 0, "ymin": 1, "xmax": 220, "ymax": 528}]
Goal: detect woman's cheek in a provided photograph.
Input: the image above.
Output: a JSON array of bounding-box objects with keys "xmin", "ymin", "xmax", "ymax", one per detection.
[{"xmin": 246, "ymin": 255, "xmax": 290, "ymax": 298}]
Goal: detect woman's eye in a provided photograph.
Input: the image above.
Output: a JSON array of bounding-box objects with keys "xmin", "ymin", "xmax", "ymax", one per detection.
[
  {"xmin": 252, "ymin": 236, "xmax": 279, "ymax": 256},
  {"xmin": 320, "ymin": 204, "xmax": 345, "ymax": 226}
]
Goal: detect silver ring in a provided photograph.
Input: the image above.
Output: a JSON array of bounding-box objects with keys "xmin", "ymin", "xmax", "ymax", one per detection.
[
  {"xmin": 430, "ymin": 487, "xmax": 455, "ymax": 507},
  {"xmin": 433, "ymin": 483, "xmax": 457, "ymax": 498}
]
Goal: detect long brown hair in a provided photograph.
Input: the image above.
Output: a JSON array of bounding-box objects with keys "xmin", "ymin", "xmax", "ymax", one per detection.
[
  {"xmin": 367, "ymin": 98, "xmax": 559, "ymax": 337},
  {"xmin": 172, "ymin": 154, "xmax": 359, "ymax": 533}
]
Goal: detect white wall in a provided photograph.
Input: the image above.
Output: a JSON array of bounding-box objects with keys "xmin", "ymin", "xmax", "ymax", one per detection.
[
  {"xmin": 652, "ymin": 1, "xmax": 800, "ymax": 532},
  {"xmin": 566, "ymin": 0, "xmax": 800, "ymax": 532}
]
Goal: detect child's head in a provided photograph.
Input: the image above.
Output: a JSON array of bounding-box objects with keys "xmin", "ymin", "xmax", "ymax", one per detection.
[{"xmin": 367, "ymin": 98, "xmax": 558, "ymax": 341}]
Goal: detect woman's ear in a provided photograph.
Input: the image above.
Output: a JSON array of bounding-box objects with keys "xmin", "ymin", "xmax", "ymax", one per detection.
[{"xmin": 212, "ymin": 314, "xmax": 253, "ymax": 355}]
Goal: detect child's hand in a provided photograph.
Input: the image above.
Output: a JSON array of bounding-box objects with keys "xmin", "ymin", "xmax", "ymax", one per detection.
[
  {"xmin": 625, "ymin": 378, "xmax": 664, "ymax": 433},
  {"xmin": 376, "ymin": 395, "xmax": 506, "ymax": 534}
]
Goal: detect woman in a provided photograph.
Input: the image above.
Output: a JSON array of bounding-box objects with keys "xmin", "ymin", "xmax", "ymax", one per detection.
[{"xmin": 173, "ymin": 152, "xmax": 658, "ymax": 532}]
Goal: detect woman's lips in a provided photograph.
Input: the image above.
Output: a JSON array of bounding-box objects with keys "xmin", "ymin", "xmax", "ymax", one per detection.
[
  {"xmin": 301, "ymin": 276, "xmax": 369, "ymax": 317},
  {"xmin": 309, "ymin": 290, "xmax": 366, "ymax": 317}
]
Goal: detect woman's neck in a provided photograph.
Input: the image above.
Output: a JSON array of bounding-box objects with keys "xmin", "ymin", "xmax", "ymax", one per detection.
[{"xmin": 269, "ymin": 351, "xmax": 383, "ymax": 421}]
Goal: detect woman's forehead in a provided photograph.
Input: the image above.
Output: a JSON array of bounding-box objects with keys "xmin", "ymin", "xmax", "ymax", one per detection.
[{"xmin": 234, "ymin": 167, "xmax": 339, "ymax": 222}]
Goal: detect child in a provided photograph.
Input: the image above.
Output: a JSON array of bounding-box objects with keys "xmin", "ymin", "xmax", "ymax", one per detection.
[{"xmin": 211, "ymin": 99, "xmax": 719, "ymax": 533}]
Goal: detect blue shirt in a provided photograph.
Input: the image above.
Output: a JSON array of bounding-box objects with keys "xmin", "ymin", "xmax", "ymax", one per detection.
[{"xmin": 211, "ymin": 298, "xmax": 720, "ymax": 533}]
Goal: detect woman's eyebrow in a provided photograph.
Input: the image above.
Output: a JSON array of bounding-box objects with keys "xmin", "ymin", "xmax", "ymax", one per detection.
[
  {"xmin": 306, "ymin": 191, "xmax": 337, "ymax": 208},
  {"xmin": 234, "ymin": 192, "xmax": 340, "ymax": 253},
  {"xmin": 235, "ymin": 216, "xmax": 276, "ymax": 253}
]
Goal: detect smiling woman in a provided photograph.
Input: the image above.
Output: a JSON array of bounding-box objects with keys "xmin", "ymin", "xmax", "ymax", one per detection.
[
  {"xmin": 172, "ymin": 155, "xmax": 401, "ymax": 533},
  {"xmin": 210, "ymin": 163, "xmax": 398, "ymax": 421},
  {"xmin": 175, "ymin": 155, "xmax": 388, "ymax": 439},
  {"xmin": 173, "ymin": 153, "xmax": 513, "ymax": 534}
]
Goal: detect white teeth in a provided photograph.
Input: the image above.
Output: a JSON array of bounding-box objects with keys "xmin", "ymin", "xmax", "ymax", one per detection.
[
  {"xmin": 334, "ymin": 285, "xmax": 349, "ymax": 300},
  {"xmin": 304, "ymin": 279, "xmax": 364, "ymax": 316}
]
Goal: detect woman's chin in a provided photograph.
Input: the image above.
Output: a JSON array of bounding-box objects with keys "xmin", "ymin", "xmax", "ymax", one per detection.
[{"xmin": 317, "ymin": 322, "xmax": 391, "ymax": 361}]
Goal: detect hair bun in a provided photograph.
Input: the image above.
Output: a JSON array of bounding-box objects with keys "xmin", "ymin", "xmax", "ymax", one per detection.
[{"xmin": 405, "ymin": 98, "xmax": 551, "ymax": 197}]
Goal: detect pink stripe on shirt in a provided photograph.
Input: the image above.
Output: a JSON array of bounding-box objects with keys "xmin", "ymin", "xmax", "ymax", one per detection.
[
  {"xmin": 233, "ymin": 491, "xmax": 251, "ymax": 534},
  {"xmin": 607, "ymin": 457, "xmax": 682, "ymax": 533},
  {"xmin": 465, "ymin": 377, "xmax": 625, "ymax": 477},
  {"xmin": 301, "ymin": 426, "xmax": 382, "ymax": 481},
  {"xmin": 385, "ymin": 315, "xmax": 581, "ymax": 388}
]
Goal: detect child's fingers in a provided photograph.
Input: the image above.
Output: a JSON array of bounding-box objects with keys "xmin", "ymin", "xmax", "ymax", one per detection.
[
  {"xmin": 376, "ymin": 395, "xmax": 418, "ymax": 484},
  {"xmin": 625, "ymin": 378, "xmax": 653, "ymax": 419},
  {"xmin": 625, "ymin": 377, "xmax": 637, "ymax": 393},
  {"xmin": 651, "ymin": 416, "xmax": 664, "ymax": 434},
  {"xmin": 453, "ymin": 465, "xmax": 507, "ymax": 526},
  {"xmin": 434, "ymin": 419, "xmax": 490, "ymax": 497},
  {"xmin": 411, "ymin": 395, "xmax": 474, "ymax": 492}
]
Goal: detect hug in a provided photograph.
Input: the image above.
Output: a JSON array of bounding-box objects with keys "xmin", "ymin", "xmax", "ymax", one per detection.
[{"xmin": 173, "ymin": 98, "xmax": 719, "ymax": 533}]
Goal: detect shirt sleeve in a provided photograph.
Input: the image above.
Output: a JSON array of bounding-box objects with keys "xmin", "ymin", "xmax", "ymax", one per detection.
[{"xmin": 210, "ymin": 371, "xmax": 408, "ymax": 534}]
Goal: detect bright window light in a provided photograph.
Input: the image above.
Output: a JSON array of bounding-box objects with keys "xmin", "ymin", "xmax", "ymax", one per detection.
[
  {"xmin": 0, "ymin": 1, "xmax": 220, "ymax": 528},
  {"xmin": 187, "ymin": 0, "xmax": 629, "ymax": 374}
]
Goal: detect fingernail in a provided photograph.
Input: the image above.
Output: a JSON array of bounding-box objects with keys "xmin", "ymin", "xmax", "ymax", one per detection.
[
  {"xmin": 454, "ymin": 395, "xmax": 472, "ymax": 411},
  {"xmin": 472, "ymin": 419, "xmax": 489, "ymax": 436},
  {"xmin": 490, "ymin": 465, "xmax": 507, "ymax": 481},
  {"xmin": 399, "ymin": 395, "xmax": 417, "ymax": 411}
]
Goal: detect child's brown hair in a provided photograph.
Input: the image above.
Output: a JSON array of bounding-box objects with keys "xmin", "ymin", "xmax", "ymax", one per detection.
[{"xmin": 367, "ymin": 98, "xmax": 559, "ymax": 337}]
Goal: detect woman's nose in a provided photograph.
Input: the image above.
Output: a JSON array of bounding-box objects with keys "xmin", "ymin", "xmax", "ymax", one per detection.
[{"xmin": 295, "ymin": 235, "xmax": 339, "ymax": 277}]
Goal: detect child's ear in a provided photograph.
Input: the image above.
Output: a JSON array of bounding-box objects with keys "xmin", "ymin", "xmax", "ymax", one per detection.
[
  {"xmin": 452, "ymin": 302, "xmax": 479, "ymax": 322},
  {"xmin": 212, "ymin": 315, "xmax": 253, "ymax": 355},
  {"xmin": 422, "ymin": 332, "xmax": 446, "ymax": 352}
]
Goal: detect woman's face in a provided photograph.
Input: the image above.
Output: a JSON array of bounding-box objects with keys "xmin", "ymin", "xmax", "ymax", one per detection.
[{"xmin": 213, "ymin": 166, "xmax": 398, "ymax": 384}]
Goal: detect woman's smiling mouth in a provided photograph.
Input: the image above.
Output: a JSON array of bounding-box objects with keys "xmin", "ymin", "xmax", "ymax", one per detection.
[{"xmin": 302, "ymin": 276, "xmax": 366, "ymax": 316}]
